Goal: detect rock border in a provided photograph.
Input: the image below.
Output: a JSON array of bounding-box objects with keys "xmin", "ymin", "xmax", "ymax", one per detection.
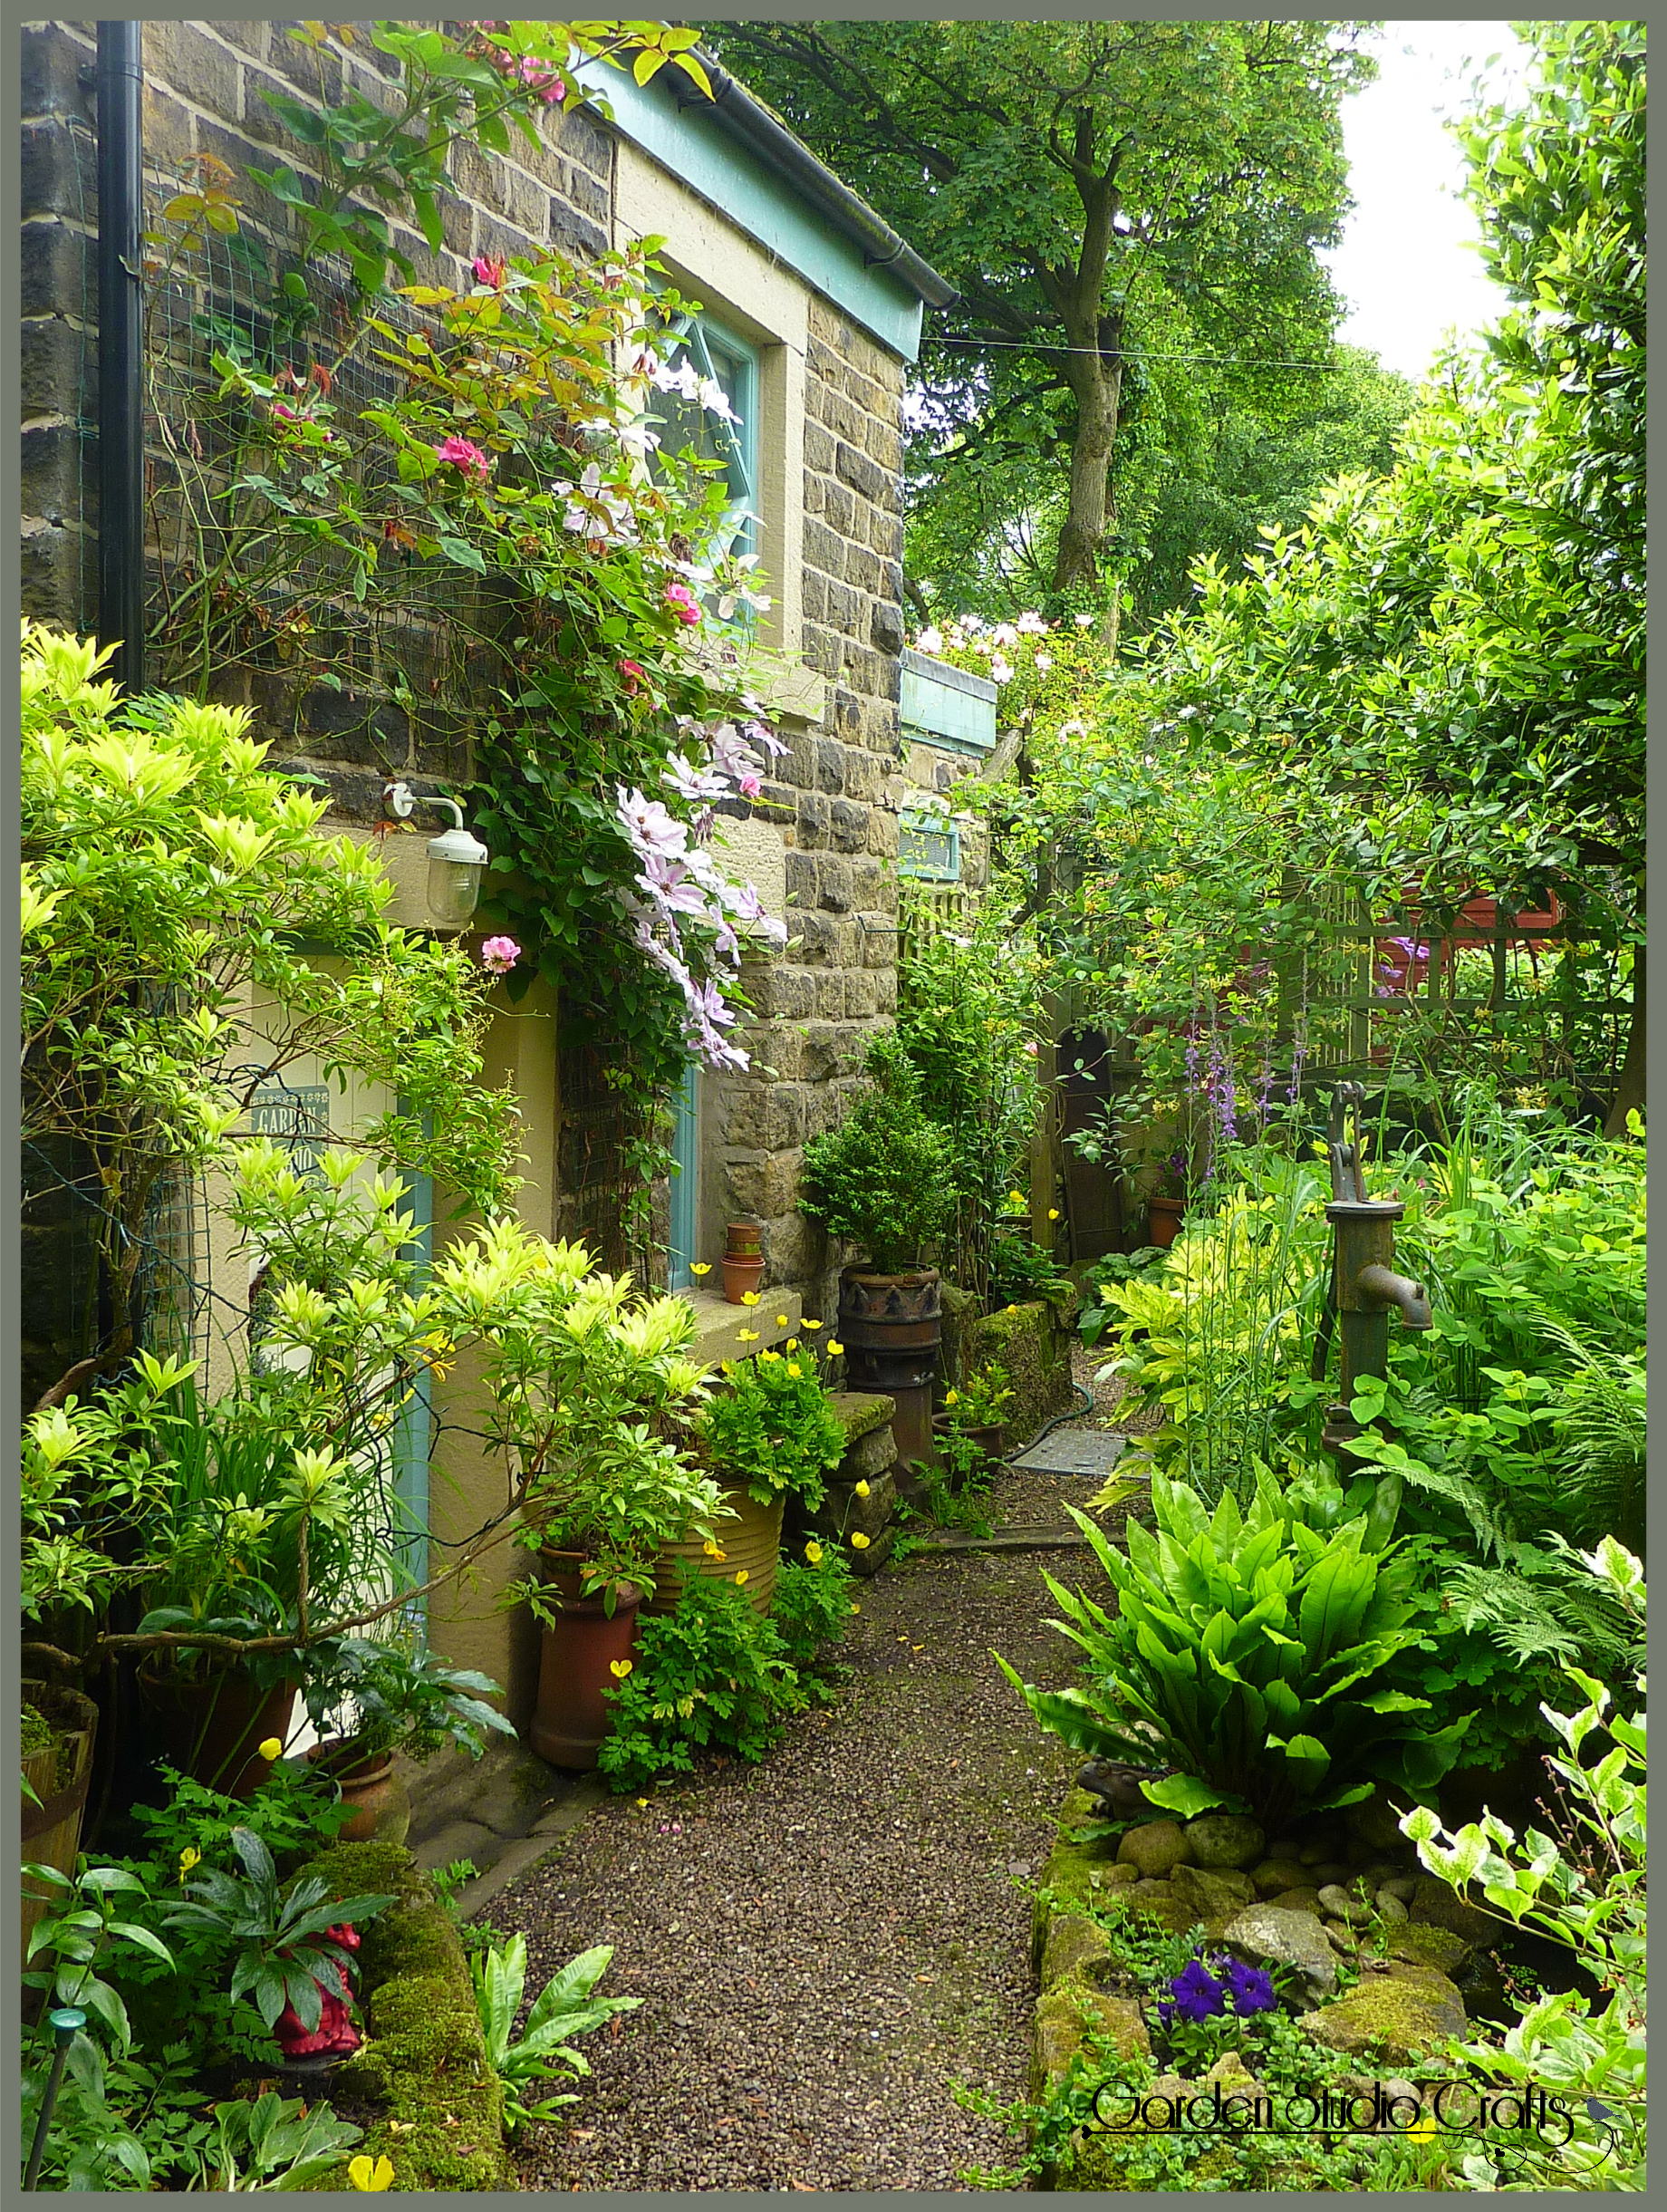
[{"xmin": 296, "ymin": 1839, "xmax": 516, "ymax": 2192}]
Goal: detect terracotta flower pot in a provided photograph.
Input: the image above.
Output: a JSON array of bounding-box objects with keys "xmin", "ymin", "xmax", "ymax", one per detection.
[
  {"xmin": 1147, "ymin": 1195, "xmax": 1186, "ymax": 1250},
  {"xmin": 309, "ymin": 1744, "xmax": 411, "ymax": 1845},
  {"xmin": 721, "ymin": 1223, "xmax": 766, "ymax": 1303},
  {"xmin": 529, "ymin": 1554, "xmax": 642, "ymax": 1772},
  {"xmin": 645, "ymin": 1483, "xmax": 786, "ymax": 1618},
  {"xmin": 138, "ymin": 1665, "xmax": 298, "ymax": 1799},
  {"xmin": 931, "ymin": 1415, "xmax": 1006, "ymax": 1489},
  {"xmin": 22, "ymin": 1679, "xmax": 99, "ymax": 1964}
]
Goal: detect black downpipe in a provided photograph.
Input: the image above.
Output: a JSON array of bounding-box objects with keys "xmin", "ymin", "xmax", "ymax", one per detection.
[{"xmin": 96, "ymin": 21, "xmax": 145, "ymax": 693}]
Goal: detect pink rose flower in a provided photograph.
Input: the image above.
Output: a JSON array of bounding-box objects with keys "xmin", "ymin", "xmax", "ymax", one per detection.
[
  {"xmin": 472, "ymin": 253, "xmax": 506, "ymax": 289},
  {"xmin": 617, "ymin": 659, "xmax": 646, "ymax": 696},
  {"xmin": 664, "ymin": 582, "xmax": 702, "ymax": 627},
  {"xmin": 479, "ymin": 935, "xmax": 521, "ymax": 974},
  {"xmin": 738, "ymin": 774, "xmax": 762, "ymax": 798},
  {"xmin": 435, "ymin": 435, "xmax": 491, "ymax": 481}
]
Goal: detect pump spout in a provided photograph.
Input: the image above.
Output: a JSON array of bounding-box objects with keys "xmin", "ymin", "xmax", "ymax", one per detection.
[{"xmin": 1354, "ymin": 1263, "xmax": 1432, "ymax": 1329}]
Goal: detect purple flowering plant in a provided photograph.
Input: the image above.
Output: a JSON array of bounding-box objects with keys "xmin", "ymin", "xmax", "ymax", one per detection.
[{"xmin": 1153, "ymin": 1948, "xmax": 1280, "ymax": 2064}]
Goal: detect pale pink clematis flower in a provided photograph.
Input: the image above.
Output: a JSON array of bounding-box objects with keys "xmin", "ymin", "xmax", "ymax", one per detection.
[{"xmin": 615, "ymin": 786, "xmax": 689, "ymax": 862}]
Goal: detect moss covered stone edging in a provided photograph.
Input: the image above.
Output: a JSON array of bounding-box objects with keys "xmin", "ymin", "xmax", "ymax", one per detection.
[
  {"xmin": 940, "ymin": 1288, "xmax": 1075, "ymax": 1447},
  {"xmin": 295, "ymin": 1839, "xmax": 515, "ymax": 2192}
]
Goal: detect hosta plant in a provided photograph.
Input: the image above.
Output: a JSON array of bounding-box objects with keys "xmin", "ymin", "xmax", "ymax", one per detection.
[
  {"xmin": 472, "ymin": 1935, "xmax": 641, "ymax": 2133},
  {"xmin": 1000, "ymin": 1467, "xmax": 1469, "ymax": 1831}
]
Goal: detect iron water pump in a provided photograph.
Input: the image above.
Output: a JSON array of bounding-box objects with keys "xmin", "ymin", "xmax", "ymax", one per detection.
[{"xmin": 1314, "ymin": 1084, "xmax": 1432, "ymax": 1472}]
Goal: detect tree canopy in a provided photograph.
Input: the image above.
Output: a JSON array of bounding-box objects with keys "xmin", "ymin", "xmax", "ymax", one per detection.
[{"xmin": 704, "ymin": 17, "xmax": 1374, "ymax": 605}]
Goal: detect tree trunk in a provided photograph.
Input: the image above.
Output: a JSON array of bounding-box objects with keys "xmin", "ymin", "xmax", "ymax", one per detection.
[
  {"xmin": 1052, "ymin": 329, "xmax": 1123, "ymax": 594},
  {"xmin": 1602, "ymin": 939, "xmax": 1644, "ymax": 1136}
]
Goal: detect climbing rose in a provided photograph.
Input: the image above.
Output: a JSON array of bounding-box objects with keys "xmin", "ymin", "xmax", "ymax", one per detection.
[
  {"xmin": 617, "ymin": 658, "xmax": 647, "ymax": 696},
  {"xmin": 472, "ymin": 253, "xmax": 506, "ymax": 288},
  {"xmin": 665, "ymin": 581, "xmax": 702, "ymax": 625},
  {"xmin": 435, "ymin": 435, "xmax": 490, "ymax": 480},
  {"xmin": 479, "ymin": 935, "xmax": 521, "ymax": 974}
]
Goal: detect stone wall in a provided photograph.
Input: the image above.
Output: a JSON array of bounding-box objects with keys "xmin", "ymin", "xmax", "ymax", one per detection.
[{"xmin": 703, "ymin": 297, "xmax": 915, "ymax": 1324}]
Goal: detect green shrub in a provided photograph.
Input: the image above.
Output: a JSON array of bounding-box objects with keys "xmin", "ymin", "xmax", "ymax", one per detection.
[
  {"xmin": 597, "ymin": 1576, "xmax": 808, "ymax": 1792},
  {"xmin": 1000, "ymin": 1467, "xmax": 1469, "ymax": 1831},
  {"xmin": 801, "ymin": 1032, "xmax": 954, "ymax": 1271},
  {"xmin": 772, "ymin": 1544, "xmax": 856, "ymax": 1668}
]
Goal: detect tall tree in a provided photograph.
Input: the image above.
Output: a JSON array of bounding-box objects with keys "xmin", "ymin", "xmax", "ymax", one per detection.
[{"xmin": 703, "ymin": 18, "xmax": 1373, "ymax": 601}]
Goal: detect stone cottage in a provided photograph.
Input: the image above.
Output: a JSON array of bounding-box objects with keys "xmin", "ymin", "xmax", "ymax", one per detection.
[{"xmin": 21, "ymin": 22, "xmax": 1021, "ymax": 1711}]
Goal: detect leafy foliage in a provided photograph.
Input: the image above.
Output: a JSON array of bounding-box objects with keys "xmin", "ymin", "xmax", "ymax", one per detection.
[
  {"xmin": 1000, "ymin": 1468, "xmax": 1467, "ymax": 1831},
  {"xmin": 1400, "ymin": 1539, "xmax": 1645, "ymax": 2191},
  {"xmin": 164, "ymin": 1825, "xmax": 392, "ymax": 2034},
  {"xmin": 472, "ymin": 1935, "xmax": 641, "ymax": 2134},
  {"xmin": 800, "ymin": 1032, "xmax": 955, "ymax": 1272},
  {"xmin": 304, "ymin": 1636, "xmax": 516, "ymax": 1766},
  {"xmin": 698, "ymin": 1346, "xmax": 847, "ymax": 1510},
  {"xmin": 708, "ymin": 19, "xmax": 1372, "ymax": 597}
]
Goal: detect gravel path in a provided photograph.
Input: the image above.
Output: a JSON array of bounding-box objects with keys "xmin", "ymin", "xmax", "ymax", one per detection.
[{"xmin": 496, "ymin": 1501, "xmax": 1085, "ymax": 2193}]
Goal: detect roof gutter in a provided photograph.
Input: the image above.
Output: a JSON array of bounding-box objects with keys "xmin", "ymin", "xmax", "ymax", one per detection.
[{"xmin": 670, "ymin": 50, "xmax": 958, "ymax": 313}]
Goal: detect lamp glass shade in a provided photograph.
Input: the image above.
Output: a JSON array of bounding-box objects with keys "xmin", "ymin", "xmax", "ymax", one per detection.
[{"xmin": 426, "ymin": 824, "xmax": 488, "ymax": 926}]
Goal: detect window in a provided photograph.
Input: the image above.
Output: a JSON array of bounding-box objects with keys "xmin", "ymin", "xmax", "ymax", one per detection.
[
  {"xmin": 652, "ymin": 310, "xmax": 759, "ymax": 565},
  {"xmin": 897, "ymin": 799, "xmax": 961, "ymax": 883}
]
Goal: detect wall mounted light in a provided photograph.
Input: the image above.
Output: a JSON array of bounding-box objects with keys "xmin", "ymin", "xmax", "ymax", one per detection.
[{"xmin": 385, "ymin": 781, "xmax": 489, "ymax": 926}]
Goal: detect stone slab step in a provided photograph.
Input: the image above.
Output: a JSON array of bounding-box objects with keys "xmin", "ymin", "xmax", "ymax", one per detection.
[{"xmin": 1009, "ymin": 1429, "xmax": 1135, "ymax": 1478}]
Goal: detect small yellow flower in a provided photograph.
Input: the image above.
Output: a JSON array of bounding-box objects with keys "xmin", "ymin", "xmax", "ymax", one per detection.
[
  {"xmin": 689, "ymin": 1261, "xmax": 712, "ymax": 1277},
  {"xmin": 741, "ymin": 1290, "xmax": 760, "ymax": 1306},
  {"xmin": 785, "ymin": 1338, "xmax": 798, "ymax": 1351},
  {"xmin": 801, "ymin": 1318, "xmax": 823, "ymax": 1329},
  {"xmin": 1406, "ymin": 2117, "xmax": 1437, "ymax": 2143},
  {"xmin": 776, "ymin": 1314, "xmax": 789, "ymax": 1327},
  {"xmin": 853, "ymin": 1480, "xmax": 871, "ymax": 1498},
  {"xmin": 826, "ymin": 1340, "xmax": 844, "ymax": 1357},
  {"xmin": 257, "ymin": 1736, "xmax": 283, "ymax": 1763},
  {"xmin": 178, "ymin": 1846, "xmax": 201, "ymax": 1888},
  {"xmin": 851, "ymin": 1531, "xmax": 871, "ymax": 1550},
  {"xmin": 944, "ymin": 1389, "xmax": 959, "ymax": 1407},
  {"xmin": 1007, "ymin": 1304, "xmax": 1018, "ymax": 1315},
  {"xmin": 787, "ymin": 1362, "xmax": 803, "ymax": 1378},
  {"xmin": 609, "ymin": 1658, "xmax": 633, "ymax": 1678},
  {"xmin": 1048, "ymin": 1208, "xmax": 1061, "ymax": 1222},
  {"xmin": 1007, "ymin": 1191, "xmax": 1026, "ymax": 1206},
  {"xmin": 348, "ymin": 2154, "xmax": 395, "ymax": 2192},
  {"xmin": 850, "ymin": 1602, "xmax": 861, "ymax": 1614},
  {"xmin": 735, "ymin": 1570, "xmax": 749, "ymax": 1586},
  {"xmin": 737, "ymin": 1328, "xmax": 760, "ymax": 1342},
  {"xmin": 759, "ymin": 1347, "xmax": 780, "ymax": 1362},
  {"xmin": 805, "ymin": 1541, "xmax": 824, "ymax": 1563},
  {"xmin": 703, "ymin": 1540, "xmax": 727, "ymax": 1559}
]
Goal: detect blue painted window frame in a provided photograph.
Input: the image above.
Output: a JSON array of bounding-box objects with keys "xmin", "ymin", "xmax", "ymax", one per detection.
[
  {"xmin": 655, "ymin": 308, "xmax": 760, "ymax": 565},
  {"xmin": 668, "ymin": 1059, "xmax": 700, "ymax": 1291}
]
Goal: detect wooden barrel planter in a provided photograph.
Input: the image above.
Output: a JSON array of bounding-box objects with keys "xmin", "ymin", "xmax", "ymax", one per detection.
[
  {"xmin": 528, "ymin": 1553, "xmax": 642, "ymax": 1772},
  {"xmin": 22, "ymin": 1679, "xmax": 99, "ymax": 1962},
  {"xmin": 644, "ymin": 1483, "xmax": 785, "ymax": 1619},
  {"xmin": 137, "ymin": 1664, "xmax": 299, "ymax": 1799}
]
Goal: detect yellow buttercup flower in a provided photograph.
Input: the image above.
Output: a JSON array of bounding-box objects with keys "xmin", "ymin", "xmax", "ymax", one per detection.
[
  {"xmin": 609, "ymin": 1658, "xmax": 633, "ymax": 1678},
  {"xmin": 257, "ymin": 1736, "xmax": 283, "ymax": 1763},
  {"xmin": 1406, "ymin": 2117, "xmax": 1437, "ymax": 2143},
  {"xmin": 1007, "ymin": 1191, "xmax": 1025, "ymax": 1206},
  {"xmin": 850, "ymin": 1602, "xmax": 861, "ymax": 1614},
  {"xmin": 776, "ymin": 1314, "xmax": 789, "ymax": 1327},
  {"xmin": 734, "ymin": 1570, "xmax": 749, "ymax": 1586},
  {"xmin": 1007, "ymin": 1304, "xmax": 1018, "ymax": 1315},
  {"xmin": 944, "ymin": 1389, "xmax": 959, "ymax": 1407},
  {"xmin": 853, "ymin": 1480, "xmax": 871, "ymax": 1498},
  {"xmin": 787, "ymin": 1363, "xmax": 803, "ymax": 1378},
  {"xmin": 801, "ymin": 1318, "xmax": 822, "ymax": 1329},
  {"xmin": 741, "ymin": 1290, "xmax": 760, "ymax": 1306},
  {"xmin": 785, "ymin": 1338, "xmax": 798, "ymax": 1351},
  {"xmin": 348, "ymin": 2154, "xmax": 395, "ymax": 2192},
  {"xmin": 178, "ymin": 1846, "xmax": 201, "ymax": 1888},
  {"xmin": 851, "ymin": 1531, "xmax": 871, "ymax": 1550},
  {"xmin": 703, "ymin": 1540, "xmax": 727, "ymax": 1559},
  {"xmin": 636, "ymin": 1797, "xmax": 650, "ymax": 1808},
  {"xmin": 805, "ymin": 1541, "xmax": 824, "ymax": 1563},
  {"xmin": 1048, "ymin": 1208, "xmax": 1060, "ymax": 1222},
  {"xmin": 826, "ymin": 1340, "xmax": 844, "ymax": 1357},
  {"xmin": 737, "ymin": 1328, "xmax": 760, "ymax": 1342},
  {"xmin": 759, "ymin": 1347, "xmax": 779, "ymax": 1362},
  {"xmin": 689, "ymin": 1261, "xmax": 712, "ymax": 1277}
]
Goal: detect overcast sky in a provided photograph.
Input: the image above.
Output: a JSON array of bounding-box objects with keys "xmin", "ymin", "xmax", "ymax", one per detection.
[{"xmin": 1326, "ymin": 20, "xmax": 1536, "ymax": 382}]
